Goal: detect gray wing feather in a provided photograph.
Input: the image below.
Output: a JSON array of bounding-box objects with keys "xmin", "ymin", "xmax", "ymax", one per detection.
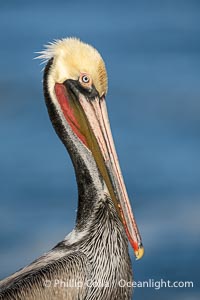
[{"xmin": 0, "ymin": 251, "xmax": 89, "ymax": 300}]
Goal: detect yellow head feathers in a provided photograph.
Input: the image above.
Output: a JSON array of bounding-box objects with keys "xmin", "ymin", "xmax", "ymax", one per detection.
[{"xmin": 39, "ymin": 37, "xmax": 108, "ymax": 97}]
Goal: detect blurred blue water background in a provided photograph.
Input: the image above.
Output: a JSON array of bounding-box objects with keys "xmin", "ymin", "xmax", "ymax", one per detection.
[{"xmin": 0, "ymin": 0, "xmax": 200, "ymax": 299}]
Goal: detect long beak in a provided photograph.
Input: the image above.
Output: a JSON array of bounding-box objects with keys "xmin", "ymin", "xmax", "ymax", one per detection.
[{"xmin": 55, "ymin": 81, "xmax": 144, "ymax": 260}]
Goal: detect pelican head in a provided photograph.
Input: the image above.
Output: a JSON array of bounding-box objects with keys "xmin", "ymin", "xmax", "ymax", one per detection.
[{"xmin": 39, "ymin": 37, "xmax": 144, "ymax": 260}]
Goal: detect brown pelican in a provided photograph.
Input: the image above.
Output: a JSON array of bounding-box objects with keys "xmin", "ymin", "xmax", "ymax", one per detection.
[{"xmin": 0, "ymin": 38, "xmax": 144, "ymax": 300}]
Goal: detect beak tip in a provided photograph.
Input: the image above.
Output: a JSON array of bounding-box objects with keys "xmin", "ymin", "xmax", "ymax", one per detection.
[{"xmin": 135, "ymin": 244, "xmax": 144, "ymax": 260}]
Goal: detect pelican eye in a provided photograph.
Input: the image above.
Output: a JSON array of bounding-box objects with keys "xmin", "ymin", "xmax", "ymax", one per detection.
[
  {"xmin": 82, "ymin": 75, "xmax": 89, "ymax": 83},
  {"xmin": 79, "ymin": 73, "xmax": 92, "ymax": 88}
]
